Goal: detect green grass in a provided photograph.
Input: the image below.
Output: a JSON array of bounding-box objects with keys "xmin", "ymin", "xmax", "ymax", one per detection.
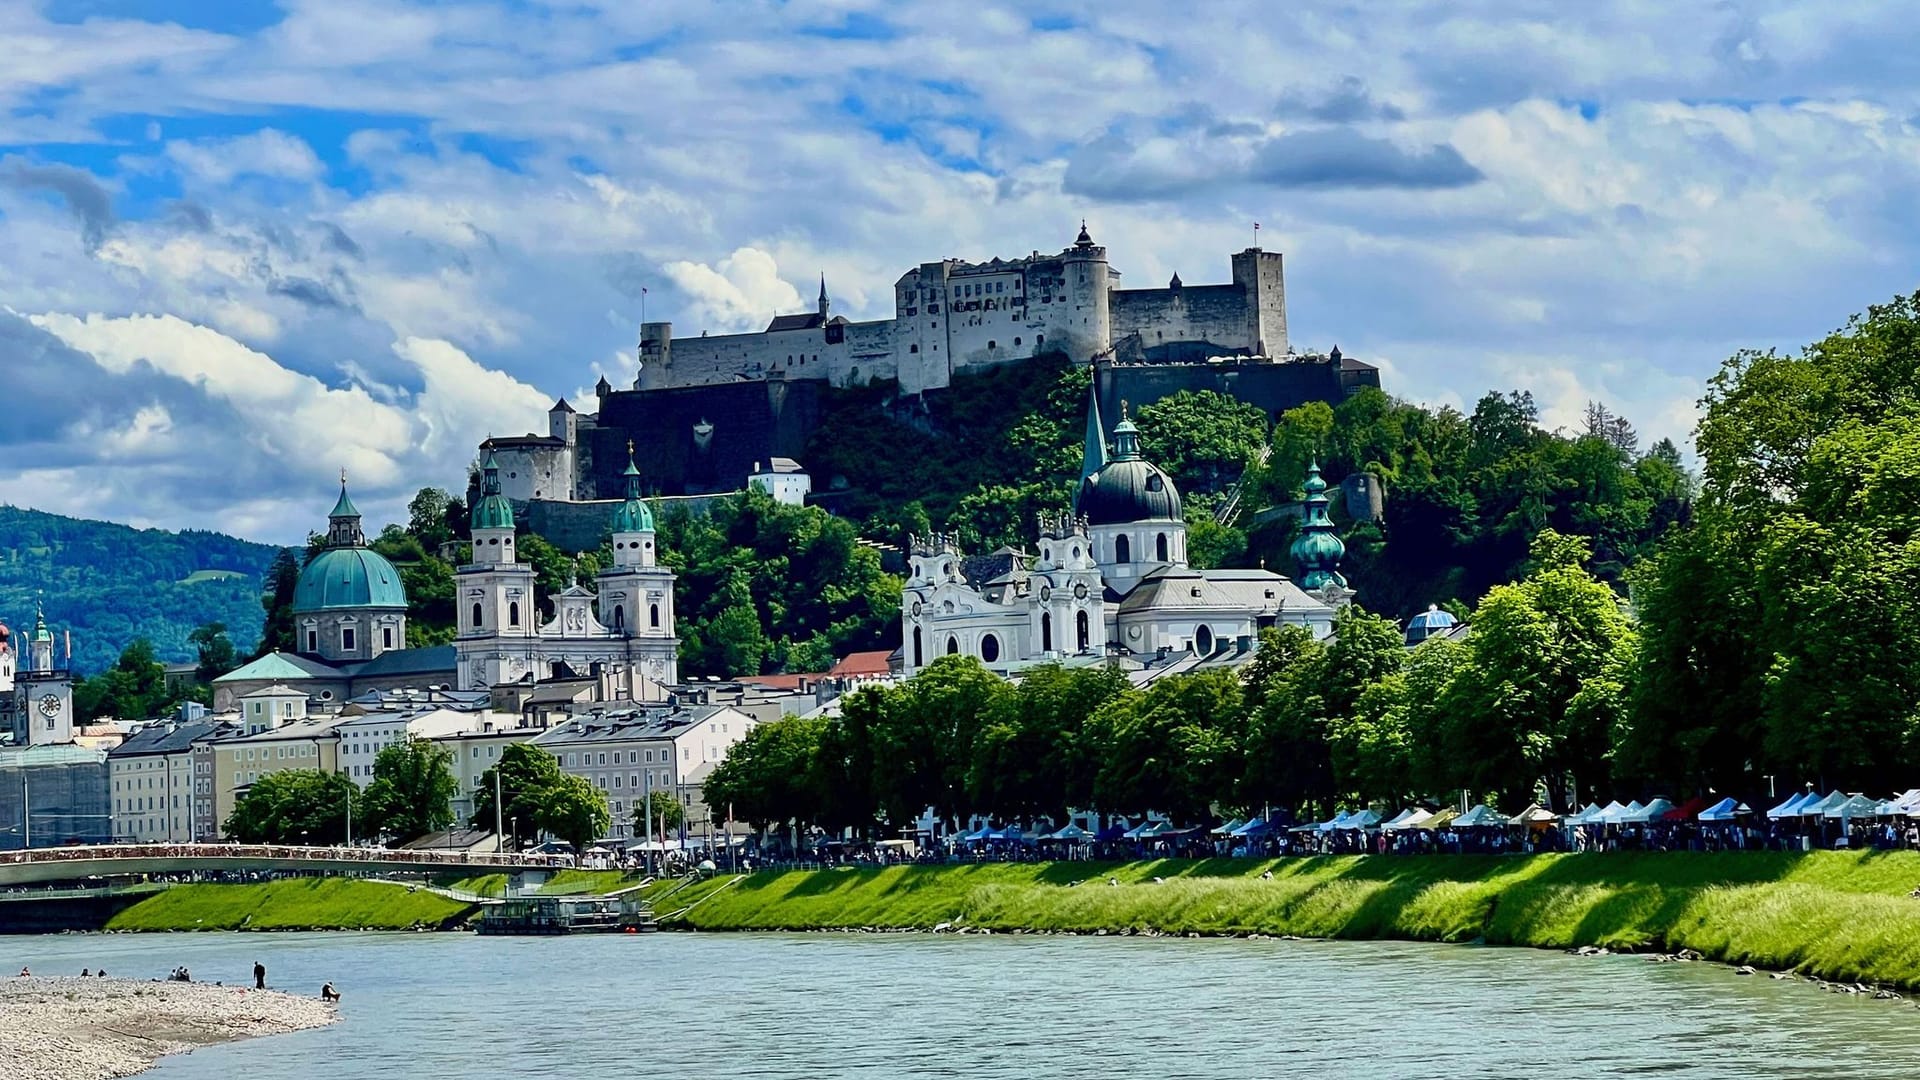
[
  {"xmin": 106, "ymin": 878, "xmax": 473, "ymax": 931},
  {"xmin": 673, "ymin": 852, "xmax": 1920, "ymax": 988}
]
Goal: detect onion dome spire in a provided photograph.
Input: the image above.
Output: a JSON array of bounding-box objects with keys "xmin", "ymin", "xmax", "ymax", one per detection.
[
  {"xmin": 470, "ymin": 447, "xmax": 516, "ymax": 531},
  {"xmin": 611, "ymin": 441, "xmax": 655, "ymax": 533},
  {"xmin": 327, "ymin": 469, "xmax": 365, "ymax": 547},
  {"xmin": 1291, "ymin": 458, "xmax": 1347, "ymax": 589}
]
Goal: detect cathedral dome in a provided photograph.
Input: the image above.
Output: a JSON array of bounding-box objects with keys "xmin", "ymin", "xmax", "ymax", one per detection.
[
  {"xmin": 1079, "ymin": 419, "xmax": 1182, "ymax": 524},
  {"xmin": 294, "ymin": 547, "xmax": 408, "ymax": 613}
]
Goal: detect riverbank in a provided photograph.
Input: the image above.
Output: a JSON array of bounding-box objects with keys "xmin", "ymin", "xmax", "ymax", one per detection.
[
  {"xmin": 0, "ymin": 977, "xmax": 337, "ymax": 1079},
  {"xmin": 665, "ymin": 851, "xmax": 1920, "ymax": 989}
]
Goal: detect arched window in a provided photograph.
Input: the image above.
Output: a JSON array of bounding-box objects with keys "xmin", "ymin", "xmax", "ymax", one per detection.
[
  {"xmin": 1041, "ymin": 612, "xmax": 1053, "ymax": 652},
  {"xmin": 1076, "ymin": 610, "xmax": 1090, "ymax": 652},
  {"xmin": 946, "ymin": 635, "xmax": 960, "ymax": 655},
  {"xmin": 509, "ymin": 601, "xmax": 521, "ymax": 627},
  {"xmin": 912, "ymin": 627, "xmax": 924, "ymax": 667},
  {"xmin": 981, "ymin": 634, "xmax": 1000, "ymax": 663},
  {"xmin": 1156, "ymin": 533, "xmax": 1169, "ymax": 561},
  {"xmin": 1116, "ymin": 535, "xmax": 1131, "ymax": 563},
  {"xmin": 1196, "ymin": 625, "xmax": 1215, "ymax": 656},
  {"xmin": 471, "ymin": 603, "xmax": 483, "ymax": 628},
  {"xmin": 613, "ymin": 605, "xmax": 625, "ymax": 631},
  {"xmin": 650, "ymin": 603, "xmax": 660, "ymax": 628}
]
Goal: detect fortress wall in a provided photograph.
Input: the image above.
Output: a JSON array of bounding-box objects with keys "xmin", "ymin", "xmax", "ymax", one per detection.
[
  {"xmin": 1098, "ymin": 359, "xmax": 1362, "ymax": 425},
  {"xmin": 830, "ymin": 320, "xmax": 899, "ymax": 386},
  {"xmin": 1111, "ymin": 284, "xmax": 1254, "ymax": 354},
  {"xmin": 589, "ymin": 380, "xmax": 824, "ymax": 498}
]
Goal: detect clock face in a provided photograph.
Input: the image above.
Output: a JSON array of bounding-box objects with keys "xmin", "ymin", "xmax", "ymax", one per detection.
[{"xmin": 37, "ymin": 694, "xmax": 61, "ymax": 718}]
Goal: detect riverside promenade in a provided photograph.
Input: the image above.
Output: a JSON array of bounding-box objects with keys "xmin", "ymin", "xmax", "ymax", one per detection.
[{"xmin": 0, "ymin": 844, "xmax": 569, "ymax": 889}]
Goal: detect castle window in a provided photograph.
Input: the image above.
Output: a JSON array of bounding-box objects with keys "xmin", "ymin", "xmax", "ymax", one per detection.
[
  {"xmin": 472, "ymin": 603, "xmax": 484, "ymax": 628},
  {"xmin": 509, "ymin": 601, "xmax": 521, "ymax": 627},
  {"xmin": 946, "ymin": 635, "xmax": 959, "ymax": 656},
  {"xmin": 1036, "ymin": 334, "xmax": 1045, "ymax": 346},
  {"xmin": 1115, "ymin": 535, "xmax": 1131, "ymax": 563},
  {"xmin": 988, "ymin": 340, "xmax": 996, "ymax": 349},
  {"xmin": 650, "ymin": 603, "xmax": 660, "ymax": 628},
  {"xmin": 1041, "ymin": 613, "xmax": 1053, "ymax": 652},
  {"xmin": 1014, "ymin": 337, "xmax": 1022, "ymax": 346},
  {"xmin": 910, "ymin": 345, "xmax": 919, "ymax": 353},
  {"xmin": 1156, "ymin": 533, "xmax": 1169, "ymax": 561},
  {"xmin": 980, "ymin": 634, "xmax": 1000, "ymax": 663}
]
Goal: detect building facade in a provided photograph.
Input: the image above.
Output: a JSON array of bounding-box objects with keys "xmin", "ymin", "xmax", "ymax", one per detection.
[
  {"xmin": 454, "ymin": 448, "xmax": 679, "ymax": 691},
  {"xmin": 108, "ymin": 718, "xmax": 233, "ymax": 843},
  {"xmin": 899, "ymin": 388, "xmax": 1347, "ymax": 677},
  {"xmin": 532, "ymin": 702, "xmax": 756, "ymax": 840}
]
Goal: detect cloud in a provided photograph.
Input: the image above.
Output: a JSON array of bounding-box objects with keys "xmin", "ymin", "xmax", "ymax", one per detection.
[
  {"xmin": 1250, "ymin": 128, "xmax": 1484, "ymax": 190},
  {"xmin": 661, "ymin": 248, "xmax": 805, "ymax": 333},
  {"xmin": 0, "ymin": 161, "xmax": 114, "ymax": 250},
  {"xmin": 1277, "ymin": 76, "xmax": 1407, "ymax": 123},
  {"xmin": 164, "ymin": 129, "xmax": 324, "ymax": 185}
]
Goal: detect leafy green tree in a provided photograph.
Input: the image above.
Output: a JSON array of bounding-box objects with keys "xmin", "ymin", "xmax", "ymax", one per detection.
[
  {"xmin": 537, "ymin": 774, "xmax": 612, "ymax": 851},
  {"xmin": 224, "ymin": 770, "xmax": 358, "ymax": 844},
  {"xmin": 1240, "ymin": 625, "xmax": 1330, "ymax": 810},
  {"xmin": 73, "ymin": 639, "xmax": 172, "ymax": 722},
  {"xmin": 703, "ymin": 714, "xmax": 827, "ymax": 831},
  {"xmin": 868, "ymin": 655, "xmax": 1006, "ymax": 827},
  {"xmin": 1136, "ymin": 389, "xmax": 1271, "ymax": 498},
  {"xmin": 635, "ymin": 789, "xmax": 686, "ymax": 837},
  {"xmin": 471, "ymin": 743, "xmax": 568, "ymax": 848},
  {"xmin": 255, "ymin": 548, "xmax": 302, "ymax": 658},
  {"xmin": 1088, "ymin": 669, "xmax": 1246, "ymax": 822},
  {"xmin": 360, "ymin": 737, "xmax": 458, "ymax": 844},
  {"xmin": 1437, "ymin": 530, "xmax": 1634, "ymax": 809},
  {"xmin": 189, "ymin": 621, "xmax": 238, "ymax": 682},
  {"xmin": 406, "ymin": 488, "xmax": 457, "ymax": 551},
  {"xmin": 968, "ymin": 664, "xmax": 1129, "ymax": 821}
]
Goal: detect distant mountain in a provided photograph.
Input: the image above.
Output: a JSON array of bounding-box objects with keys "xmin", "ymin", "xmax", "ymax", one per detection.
[{"xmin": 0, "ymin": 506, "xmax": 282, "ymax": 674}]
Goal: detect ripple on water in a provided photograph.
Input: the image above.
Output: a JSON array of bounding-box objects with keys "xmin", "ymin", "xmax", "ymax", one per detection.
[{"xmin": 6, "ymin": 932, "xmax": 1917, "ymax": 1080}]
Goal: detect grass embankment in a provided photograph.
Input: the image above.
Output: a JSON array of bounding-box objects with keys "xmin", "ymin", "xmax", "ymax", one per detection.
[
  {"xmin": 106, "ymin": 878, "xmax": 471, "ymax": 932},
  {"xmin": 673, "ymin": 851, "xmax": 1920, "ymax": 988}
]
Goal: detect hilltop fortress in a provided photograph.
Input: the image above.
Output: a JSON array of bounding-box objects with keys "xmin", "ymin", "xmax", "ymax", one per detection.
[
  {"xmin": 482, "ymin": 227, "xmax": 1377, "ymax": 546},
  {"xmin": 637, "ymin": 223, "xmax": 1290, "ymax": 395}
]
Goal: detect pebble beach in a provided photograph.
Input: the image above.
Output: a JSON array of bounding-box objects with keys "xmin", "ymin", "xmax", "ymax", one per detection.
[{"xmin": 0, "ymin": 977, "xmax": 337, "ymax": 1080}]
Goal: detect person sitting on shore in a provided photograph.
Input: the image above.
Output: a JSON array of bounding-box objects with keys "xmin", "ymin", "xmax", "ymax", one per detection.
[
  {"xmin": 81, "ymin": 968, "xmax": 91, "ymax": 977},
  {"xmin": 96, "ymin": 969, "xmax": 106, "ymax": 977},
  {"xmin": 321, "ymin": 982, "xmax": 341, "ymax": 1003},
  {"xmin": 16, "ymin": 967, "xmax": 27, "ymax": 978}
]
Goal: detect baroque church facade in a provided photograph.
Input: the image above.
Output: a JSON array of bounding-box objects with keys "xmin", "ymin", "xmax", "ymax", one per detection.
[
  {"xmin": 899, "ymin": 386, "xmax": 1349, "ymax": 676},
  {"xmin": 453, "ymin": 447, "xmax": 679, "ymax": 691}
]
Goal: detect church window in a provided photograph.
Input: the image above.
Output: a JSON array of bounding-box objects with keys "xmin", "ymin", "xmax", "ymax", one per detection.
[
  {"xmin": 1147, "ymin": 475, "xmax": 1163, "ymax": 492},
  {"xmin": 980, "ymin": 634, "xmax": 1000, "ymax": 663},
  {"xmin": 1041, "ymin": 613, "xmax": 1053, "ymax": 652},
  {"xmin": 613, "ymin": 605, "xmax": 625, "ymax": 631},
  {"xmin": 1156, "ymin": 533, "xmax": 1169, "ymax": 561},
  {"xmin": 306, "ymin": 629, "xmax": 318, "ymax": 653},
  {"xmin": 946, "ymin": 636, "xmax": 959, "ymax": 656},
  {"xmin": 912, "ymin": 627, "xmax": 923, "ymax": 667},
  {"xmin": 650, "ymin": 604, "xmax": 660, "ymax": 628},
  {"xmin": 383, "ymin": 627, "xmax": 394, "ymax": 650},
  {"xmin": 1076, "ymin": 610, "xmax": 1090, "ymax": 652},
  {"xmin": 1196, "ymin": 625, "xmax": 1215, "ymax": 656},
  {"xmin": 509, "ymin": 602, "xmax": 521, "ymax": 627},
  {"xmin": 472, "ymin": 603, "xmax": 484, "ymax": 628},
  {"xmin": 342, "ymin": 627, "xmax": 357, "ymax": 652},
  {"xmin": 1115, "ymin": 535, "xmax": 1131, "ymax": 563}
]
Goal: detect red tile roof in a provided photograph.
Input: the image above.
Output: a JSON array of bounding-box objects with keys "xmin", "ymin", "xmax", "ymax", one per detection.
[{"xmin": 828, "ymin": 650, "xmax": 893, "ymax": 678}]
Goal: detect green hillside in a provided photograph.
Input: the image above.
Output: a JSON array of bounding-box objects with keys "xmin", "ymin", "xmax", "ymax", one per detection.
[{"xmin": 0, "ymin": 506, "xmax": 281, "ymax": 674}]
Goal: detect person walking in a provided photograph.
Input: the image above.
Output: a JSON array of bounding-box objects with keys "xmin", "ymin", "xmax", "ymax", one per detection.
[{"xmin": 253, "ymin": 961, "xmax": 266, "ymax": 990}]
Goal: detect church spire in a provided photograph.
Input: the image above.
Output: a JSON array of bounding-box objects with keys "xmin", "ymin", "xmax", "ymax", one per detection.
[
  {"xmin": 1073, "ymin": 373, "xmax": 1107, "ymax": 511},
  {"xmin": 818, "ymin": 272, "xmax": 829, "ymax": 318},
  {"xmin": 1291, "ymin": 458, "xmax": 1348, "ymax": 590},
  {"xmin": 326, "ymin": 469, "xmax": 365, "ymax": 547}
]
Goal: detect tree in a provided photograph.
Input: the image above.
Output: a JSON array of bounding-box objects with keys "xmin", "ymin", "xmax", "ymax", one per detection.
[
  {"xmin": 1437, "ymin": 530, "xmax": 1634, "ymax": 809},
  {"xmin": 73, "ymin": 639, "xmax": 172, "ymax": 722},
  {"xmin": 868, "ymin": 656, "xmax": 1006, "ymax": 827},
  {"xmin": 635, "ymin": 789, "xmax": 686, "ymax": 838},
  {"xmin": 472, "ymin": 743, "xmax": 570, "ymax": 848},
  {"xmin": 189, "ymin": 621, "xmax": 238, "ymax": 682},
  {"xmin": 255, "ymin": 548, "xmax": 302, "ymax": 658},
  {"xmin": 224, "ymin": 770, "xmax": 358, "ymax": 844},
  {"xmin": 967, "ymin": 664, "xmax": 1129, "ymax": 821},
  {"xmin": 406, "ymin": 488, "xmax": 457, "ymax": 551},
  {"xmin": 359, "ymin": 737, "xmax": 458, "ymax": 844},
  {"xmin": 703, "ymin": 714, "xmax": 827, "ymax": 832},
  {"xmin": 1089, "ymin": 669, "xmax": 1246, "ymax": 822},
  {"xmin": 1136, "ymin": 390, "xmax": 1271, "ymax": 499},
  {"xmin": 537, "ymin": 774, "xmax": 611, "ymax": 851}
]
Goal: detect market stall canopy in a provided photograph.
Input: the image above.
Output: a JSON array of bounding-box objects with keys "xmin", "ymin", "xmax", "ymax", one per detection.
[
  {"xmin": 1234, "ymin": 813, "xmax": 1289, "ymax": 837},
  {"xmin": 1766, "ymin": 791, "xmax": 1817, "ymax": 819},
  {"xmin": 1590, "ymin": 800, "xmax": 1634, "ymax": 825},
  {"xmin": 1383, "ymin": 807, "xmax": 1434, "ymax": 830},
  {"xmin": 1823, "ymin": 794, "xmax": 1882, "ymax": 820},
  {"xmin": 1451, "ymin": 805, "xmax": 1506, "ymax": 828},
  {"xmin": 1046, "ymin": 824, "xmax": 1095, "ymax": 842},
  {"xmin": 1663, "ymin": 796, "xmax": 1712, "ymax": 822},
  {"xmin": 1798, "ymin": 791, "xmax": 1848, "ymax": 818},
  {"xmin": 1563, "ymin": 803, "xmax": 1604, "ymax": 826},
  {"xmin": 1417, "ymin": 807, "xmax": 1460, "ymax": 830},
  {"xmin": 1697, "ymin": 797, "xmax": 1752, "ymax": 822},
  {"xmin": 1507, "ymin": 803, "xmax": 1559, "ymax": 826},
  {"xmin": 1889, "ymin": 789, "xmax": 1920, "ymax": 816},
  {"xmin": 1623, "ymin": 798, "xmax": 1676, "ymax": 824},
  {"xmin": 1094, "ymin": 822, "xmax": 1129, "ymax": 842},
  {"xmin": 1211, "ymin": 818, "xmax": 1246, "ymax": 836}
]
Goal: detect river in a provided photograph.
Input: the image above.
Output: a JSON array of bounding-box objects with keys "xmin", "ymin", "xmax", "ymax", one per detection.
[{"xmin": 6, "ymin": 931, "xmax": 1918, "ymax": 1078}]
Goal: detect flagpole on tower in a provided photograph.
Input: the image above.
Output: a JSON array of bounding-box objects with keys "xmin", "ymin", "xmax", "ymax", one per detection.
[{"xmin": 1253, "ymin": 222, "xmax": 1261, "ymax": 251}]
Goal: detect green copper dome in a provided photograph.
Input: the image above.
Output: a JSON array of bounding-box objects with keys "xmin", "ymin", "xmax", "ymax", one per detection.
[
  {"xmin": 1077, "ymin": 412, "xmax": 1183, "ymax": 525},
  {"xmin": 294, "ymin": 547, "xmax": 409, "ymax": 612},
  {"xmin": 1290, "ymin": 459, "xmax": 1348, "ymax": 590},
  {"xmin": 610, "ymin": 447, "xmax": 654, "ymax": 533},
  {"xmin": 470, "ymin": 447, "xmax": 516, "ymax": 532}
]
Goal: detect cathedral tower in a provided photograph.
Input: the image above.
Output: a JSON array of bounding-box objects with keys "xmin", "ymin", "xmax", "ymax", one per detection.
[
  {"xmin": 596, "ymin": 443, "xmax": 680, "ymax": 685},
  {"xmin": 456, "ymin": 449, "xmax": 540, "ymax": 689}
]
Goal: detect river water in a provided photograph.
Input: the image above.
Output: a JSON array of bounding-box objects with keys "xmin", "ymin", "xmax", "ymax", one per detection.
[{"xmin": 7, "ymin": 931, "xmax": 1919, "ymax": 1078}]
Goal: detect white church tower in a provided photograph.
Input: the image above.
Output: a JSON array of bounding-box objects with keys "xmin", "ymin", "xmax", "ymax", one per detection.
[
  {"xmin": 456, "ymin": 448, "xmax": 540, "ymax": 689},
  {"xmin": 12, "ymin": 605, "xmax": 73, "ymax": 745},
  {"xmin": 597, "ymin": 443, "xmax": 679, "ymax": 685}
]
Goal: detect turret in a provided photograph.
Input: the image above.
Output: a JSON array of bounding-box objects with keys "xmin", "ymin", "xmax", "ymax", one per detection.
[
  {"xmin": 469, "ymin": 448, "xmax": 518, "ymax": 566},
  {"xmin": 818, "ymin": 273, "xmax": 830, "ymax": 319},
  {"xmin": 1291, "ymin": 459, "xmax": 1347, "ymax": 590},
  {"xmin": 326, "ymin": 471, "xmax": 365, "ymax": 547},
  {"xmin": 609, "ymin": 442, "xmax": 656, "ymax": 569},
  {"xmin": 28, "ymin": 604, "xmax": 53, "ymax": 674}
]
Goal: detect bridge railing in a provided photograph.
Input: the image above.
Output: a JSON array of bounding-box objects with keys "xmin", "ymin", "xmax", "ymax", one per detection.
[{"xmin": 0, "ymin": 843, "xmax": 572, "ymax": 870}]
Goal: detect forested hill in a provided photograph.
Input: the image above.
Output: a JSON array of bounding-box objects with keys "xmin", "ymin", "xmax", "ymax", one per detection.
[{"xmin": 0, "ymin": 506, "xmax": 279, "ymax": 674}]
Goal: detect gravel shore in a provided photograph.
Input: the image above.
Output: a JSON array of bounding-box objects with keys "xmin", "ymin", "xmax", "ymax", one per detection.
[{"xmin": 0, "ymin": 977, "xmax": 338, "ymax": 1080}]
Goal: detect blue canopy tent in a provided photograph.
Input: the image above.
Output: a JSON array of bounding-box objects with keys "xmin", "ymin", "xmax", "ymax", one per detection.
[
  {"xmin": 1766, "ymin": 791, "xmax": 1816, "ymax": 820},
  {"xmin": 1621, "ymin": 798, "xmax": 1676, "ymax": 824},
  {"xmin": 1382, "ymin": 807, "xmax": 1433, "ymax": 830},
  {"xmin": 1211, "ymin": 818, "xmax": 1246, "ymax": 837},
  {"xmin": 1563, "ymin": 802, "xmax": 1603, "ymax": 826},
  {"xmin": 1045, "ymin": 824, "xmax": 1094, "ymax": 842},
  {"xmin": 1451, "ymin": 805, "xmax": 1506, "ymax": 828},
  {"xmin": 1093, "ymin": 822, "xmax": 1129, "ymax": 843},
  {"xmin": 1338, "ymin": 809, "xmax": 1384, "ymax": 830},
  {"xmin": 1697, "ymin": 797, "xmax": 1752, "ymax": 822}
]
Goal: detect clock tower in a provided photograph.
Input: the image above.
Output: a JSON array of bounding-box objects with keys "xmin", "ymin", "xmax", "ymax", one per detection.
[{"xmin": 13, "ymin": 606, "xmax": 73, "ymax": 746}]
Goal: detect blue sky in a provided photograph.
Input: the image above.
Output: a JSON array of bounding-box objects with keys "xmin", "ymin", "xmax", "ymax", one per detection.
[{"xmin": 3, "ymin": 1, "xmax": 1920, "ymax": 543}]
